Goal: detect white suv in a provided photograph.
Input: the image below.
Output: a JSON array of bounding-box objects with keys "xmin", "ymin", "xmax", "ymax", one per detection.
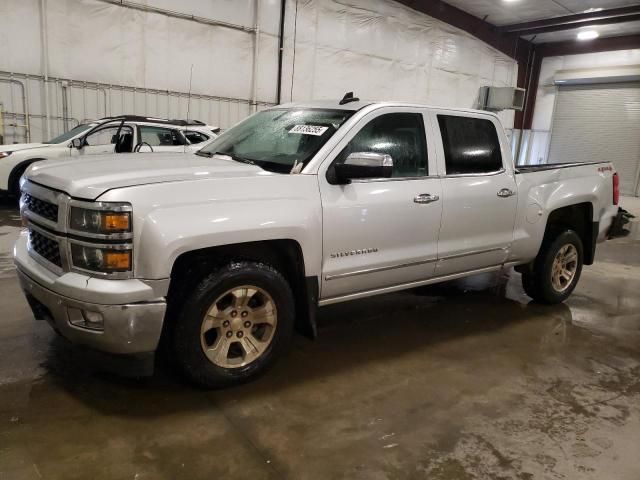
[{"xmin": 0, "ymin": 116, "xmax": 219, "ymax": 196}]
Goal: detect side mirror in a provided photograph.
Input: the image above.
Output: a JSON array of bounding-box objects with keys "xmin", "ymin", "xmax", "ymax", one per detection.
[
  {"xmin": 333, "ymin": 152, "xmax": 393, "ymax": 184},
  {"xmin": 70, "ymin": 138, "xmax": 84, "ymax": 149}
]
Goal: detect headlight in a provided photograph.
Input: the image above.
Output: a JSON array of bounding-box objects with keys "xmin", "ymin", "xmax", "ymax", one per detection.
[
  {"xmin": 69, "ymin": 206, "xmax": 131, "ymax": 235},
  {"xmin": 70, "ymin": 244, "xmax": 132, "ymax": 273},
  {"xmin": 0, "ymin": 151, "xmax": 12, "ymax": 159}
]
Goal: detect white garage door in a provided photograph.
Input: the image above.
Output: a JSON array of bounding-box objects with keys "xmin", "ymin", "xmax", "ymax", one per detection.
[{"xmin": 548, "ymin": 82, "xmax": 640, "ymax": 196}]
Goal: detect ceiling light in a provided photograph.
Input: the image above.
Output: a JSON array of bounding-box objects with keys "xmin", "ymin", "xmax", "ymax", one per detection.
[
  {"xmin": 577, "ymin": 30, "xmax": 599, "ymax": 40},
  {"xmin": 584, "ymin": 7, "xmax": 603, "ymax": 13}
]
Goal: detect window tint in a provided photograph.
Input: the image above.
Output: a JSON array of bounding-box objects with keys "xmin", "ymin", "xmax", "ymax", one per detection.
[
  {"xmin": 336, "ymin": 113, "xmax": 427, "ymax": 177},
  {"xmin": 437, "ymin": 115, "xmax": 502, "ymax": 174},
  {"xmin": 184, "ymin": 130, "xmax": 209, "ymax": 144},
  {"xmin": 85, "ymin": 125, "xmax": 133, "ymax": 147},
  {"xmin": 140, "ymin": 126, "xmax": 185, "ymax": 146}
]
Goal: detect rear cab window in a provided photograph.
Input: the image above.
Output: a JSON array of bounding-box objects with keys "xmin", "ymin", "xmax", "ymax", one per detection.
[{"xmin": 437, "ymin": 115, "xmax": 503, "ymax": 175}]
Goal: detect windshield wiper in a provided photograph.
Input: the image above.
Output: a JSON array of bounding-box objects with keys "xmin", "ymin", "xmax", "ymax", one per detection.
[
  {"xmin": 194, "ymin": 150, "xmax": 213, "ymax": 157},
  {"xmin": 210, "ymin": 151, "xmax": 256, "ymax": 166}
]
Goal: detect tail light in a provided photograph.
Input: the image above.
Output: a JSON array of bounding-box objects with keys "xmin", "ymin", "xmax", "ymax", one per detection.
[{"xmin": 613, "ymin": 173, "xmax": 620, "ymax": 205}]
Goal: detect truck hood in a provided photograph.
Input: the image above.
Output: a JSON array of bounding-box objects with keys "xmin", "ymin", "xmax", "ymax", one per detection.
[
  {"xmin": 25, "ymin": 152, "xmax": 269, "ymax": 200},
  {"xmin": 1, "ymin": 142, "xmax": 48, "ymax": 153}
]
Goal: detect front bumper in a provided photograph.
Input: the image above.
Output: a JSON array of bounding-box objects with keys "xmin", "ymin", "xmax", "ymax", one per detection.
[{"xmin": 15, "ymin": 233, "xmax": 167, "ymax": 356}]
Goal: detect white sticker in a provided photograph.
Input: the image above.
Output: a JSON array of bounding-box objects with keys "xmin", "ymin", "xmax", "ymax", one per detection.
[{"xmin": 289, "ymin": 125, "xmax": 329, "ymax": 136}]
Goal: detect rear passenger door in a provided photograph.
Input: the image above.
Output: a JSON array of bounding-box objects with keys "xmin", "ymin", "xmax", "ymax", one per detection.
[
  {"xmin": 430, "ymin": 111, "xmax": 518, "ymax": 276},
  {"xmin": 137, "ymin": 125, "xmax": 187, "ymax": 152}
]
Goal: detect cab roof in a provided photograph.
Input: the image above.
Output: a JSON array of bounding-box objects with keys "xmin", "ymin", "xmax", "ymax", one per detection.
[{"xmin": 273, "ymin": 99, "xmax": 498, "ymax": 118}]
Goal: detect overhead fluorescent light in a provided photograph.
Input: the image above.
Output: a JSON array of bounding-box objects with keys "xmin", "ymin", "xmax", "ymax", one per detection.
[{"xmin": 577, "ymin": 30, "xmax": 599, "ymax": 41}]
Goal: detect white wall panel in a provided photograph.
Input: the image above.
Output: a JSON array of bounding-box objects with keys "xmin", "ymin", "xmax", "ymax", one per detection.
[
  {"xmin": 282, "ymin": 0, "xmax": 516, "ymax": 112},
  {"xmin": 1, "ymin": 0, "xmax": 517, "ymax": 142}
]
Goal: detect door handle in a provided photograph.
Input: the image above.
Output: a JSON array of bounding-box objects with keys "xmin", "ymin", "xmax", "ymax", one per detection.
[
  {"xmin": 497, "ymin": 188, "xmax": 516, "ymax": 198},
  {"xmin": 414, "ymin": 193, "xmax": 440, "ymax": 204}
]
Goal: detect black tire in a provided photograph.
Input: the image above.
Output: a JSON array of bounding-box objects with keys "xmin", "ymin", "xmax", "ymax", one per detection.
[
  {"xmin": 522, "ymin": 230, "xmax": 583, "ymax": 304},
  {"xmin": 9, "ymin": 164, "xmax": 29, "ymax": 198},
  {"xmin": 172, "ymin": 261, "xmax": 295, "ymax": 388}
]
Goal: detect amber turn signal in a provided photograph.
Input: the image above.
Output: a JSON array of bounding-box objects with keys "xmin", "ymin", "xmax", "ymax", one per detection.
[
  {"xmin": 104, "ymin": 251, "xmax": 132, "ymax": 270},
  {"xmin": 102, "ymin": 213, "xmax": 130, "ymax": 232}
]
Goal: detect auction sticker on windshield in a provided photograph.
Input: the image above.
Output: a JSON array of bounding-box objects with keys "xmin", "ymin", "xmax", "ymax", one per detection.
[{"xmin": 289, "ymin": 125, "xmax": 329, "ymax": 136}]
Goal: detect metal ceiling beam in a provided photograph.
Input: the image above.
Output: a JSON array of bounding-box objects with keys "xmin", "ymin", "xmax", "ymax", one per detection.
[
  {"xmin": 498, "ymin": 5, "xmax": 640, "ymax": 34},
  {"xmin": 506, "ymin": 13, "xmax": 640, "ymax": 36},
  {"xmin": 538, "ymin": 33, "xmax": 640, "ymax": 57},
  {"xmin": 393, "ymin": 0, "xmax": 529, "ymax": 60}
]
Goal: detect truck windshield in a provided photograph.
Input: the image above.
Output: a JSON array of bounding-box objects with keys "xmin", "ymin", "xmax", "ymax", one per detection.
[
  {"xmin": 44, "ymin": 124, "xmax": 93, "ymax": 144},
  {"xmin": 197, "ymin": 109, "xmax": 355, "ymax": 173}
]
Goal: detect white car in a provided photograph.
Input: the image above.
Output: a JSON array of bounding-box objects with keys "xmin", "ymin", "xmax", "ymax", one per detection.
[
  {"xmin": 14, "ymin": 97, "xmax": 630, "ymax": 388},
  {"xmin": 0, "ymin": 116, "xmax": 219, "ymax": 196}
]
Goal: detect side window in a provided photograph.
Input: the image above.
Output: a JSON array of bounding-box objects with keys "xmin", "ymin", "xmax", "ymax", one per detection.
[
  {"xmin": 336, "ymin": 113, "xmax": 428, "ymax": 178},
  {"xmin": 140, "ymin": 126, "xmax": 185, "ymax": 146},
  {"xmin": 437, "ymin": 115, "xmax": 502, "ymax": 174},
  {"xmin": 85, "ymin": 126, "xmax": 120, "ymax": 146},
  {"xmin": 184, "ymin": 130, "xmax": 209, "ymax": 144}
]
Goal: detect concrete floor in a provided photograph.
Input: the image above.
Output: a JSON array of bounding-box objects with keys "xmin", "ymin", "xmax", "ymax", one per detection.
[{"xmin": 1, "ymin": 198, "xmax": 639, "ymax": 480}]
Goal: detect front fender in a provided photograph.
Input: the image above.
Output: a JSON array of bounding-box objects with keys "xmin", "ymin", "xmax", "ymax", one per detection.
[{"xmin": 99, "ymin": 175, "xmax": 323, "ymax": 280}]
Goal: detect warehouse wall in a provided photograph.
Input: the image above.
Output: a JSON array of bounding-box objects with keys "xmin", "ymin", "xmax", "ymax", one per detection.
[
  {"xmin": 0, "ymin": 0, "xmax": 517, "ymax": 143},
  {"xmin": 521, "ymin": 48, "xmax": 640, "ymax": 165}
]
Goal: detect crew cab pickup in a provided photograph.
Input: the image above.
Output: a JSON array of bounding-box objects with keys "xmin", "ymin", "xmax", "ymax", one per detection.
[{"xmin": 14, "ymin": 99, "xmax": 627, "ymax": 388}]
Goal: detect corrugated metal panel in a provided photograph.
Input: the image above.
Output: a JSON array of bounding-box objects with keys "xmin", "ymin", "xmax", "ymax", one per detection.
[{"xmin": 548, "ymin": 82, "xmax": 640, "ymax": 196}]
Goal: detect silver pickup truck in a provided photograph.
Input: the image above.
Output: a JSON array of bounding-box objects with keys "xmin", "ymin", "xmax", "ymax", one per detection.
[{"xmin": 15, "ymin": 98, "xmax": 630, "ymax": 388}]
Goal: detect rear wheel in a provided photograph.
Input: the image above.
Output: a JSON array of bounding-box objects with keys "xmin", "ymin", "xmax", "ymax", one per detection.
[
  {"xmin": 521, "ymin": 230, "xmax": 583, "ymax": 304},
  {"xmin": 172, "ymin": 261, "xmax": 295, "ymax": 388}
]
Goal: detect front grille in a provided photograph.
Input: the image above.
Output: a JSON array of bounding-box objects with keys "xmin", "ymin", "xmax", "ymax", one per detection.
[
  {"xmin": 29, "ymin": 229, "xmax": 62, "ymax": 267},
  {"xmin": 24, "ymin": 193, "xmax": 58, "ymax": 223}
]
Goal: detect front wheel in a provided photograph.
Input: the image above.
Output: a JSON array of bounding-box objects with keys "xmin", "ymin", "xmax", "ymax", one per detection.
[
  {"xmin": 521, "ymin": 230, "xmax": 583, "ymax": 304},
  {"xmin": 172, "ymin": 261, "xmax": 295, "ymax": 388}
]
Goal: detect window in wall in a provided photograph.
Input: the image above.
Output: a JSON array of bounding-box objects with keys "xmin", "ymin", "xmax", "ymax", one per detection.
[
  {"xmin": 437, "ymin": 115, "xmax": 502, "ymax": 174},
  {"xmin": 336, "ymin": 113, "xmax": 428, "ymax": 178}
]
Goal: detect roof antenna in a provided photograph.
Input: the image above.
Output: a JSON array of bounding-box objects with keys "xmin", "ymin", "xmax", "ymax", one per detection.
[
  {"xmin": 339, "ymin": 91, "xmax": 359, "ymax": 105},
  {"xmin": 185, "ymin": 64, "xmax": 194, "ymax": 154}
]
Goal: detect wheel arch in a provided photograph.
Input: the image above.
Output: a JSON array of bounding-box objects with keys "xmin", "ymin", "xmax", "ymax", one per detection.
[
  {"xmin": 8, "ymin": 158, "xmax": 46, "ymax": 196},
  {"xmin": 544, "ymin": 202, "xmax": 597, "ymax": 265},
  {"xmin": 166, "ymin": 239, "xmax": 319, "ymax": 339}
]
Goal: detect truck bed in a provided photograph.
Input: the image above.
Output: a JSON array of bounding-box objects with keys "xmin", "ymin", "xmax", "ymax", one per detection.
[{"xmin": 515, "ymin": 161, "xmax": 609, "ymax": 173}]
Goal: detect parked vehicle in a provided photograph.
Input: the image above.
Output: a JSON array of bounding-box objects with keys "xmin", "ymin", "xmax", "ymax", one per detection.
[
  {"xmin": 15, "ymin": 96, "xmax": 629, "ymax": 388},
  {"xmin": 0, "ymin": 116, "xmax": 220, "ymax": 197}
]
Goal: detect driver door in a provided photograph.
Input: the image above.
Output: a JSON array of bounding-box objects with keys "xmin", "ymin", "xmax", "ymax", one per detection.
[
  {"xmin": 318, "ymin": 108, "xmax": 442, "ymax": 300},
  {"xmin": 73, "ymin": 124, "xmax": 135, "ymax": 157}
]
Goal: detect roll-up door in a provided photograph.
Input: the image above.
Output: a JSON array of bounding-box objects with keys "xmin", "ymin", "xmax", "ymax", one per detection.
[{"xmin": 548, "ymin": 82, "xmax": 640, "ymax": 196}]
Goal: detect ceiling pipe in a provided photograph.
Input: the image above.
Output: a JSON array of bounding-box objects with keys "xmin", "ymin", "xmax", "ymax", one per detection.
[
  {"xmin": 0, "ymin": 77, "xmax": 30, "ymax": 142},
  {"xmin": 40, "ymin": 0, "xmax": 51, "ymax": 140},
  {"xmin": 276, "ymin": 0, "xmax": 286, "ymax": 105},
  {"xmin": 251, "ymin": 0, "xmax": 261, "ymax": 113}
]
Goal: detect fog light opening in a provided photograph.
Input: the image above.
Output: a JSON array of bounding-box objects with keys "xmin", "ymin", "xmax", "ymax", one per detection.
[{"xmin": 81, "ymin": 310, "xmax": 104, "ymax": 330}]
